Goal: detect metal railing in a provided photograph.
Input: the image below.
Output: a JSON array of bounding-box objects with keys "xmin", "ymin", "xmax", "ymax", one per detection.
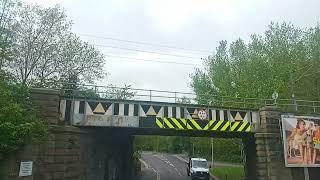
[{"xmin": 36, "ymin": 82, "xmax": 320, "ymax": 113}]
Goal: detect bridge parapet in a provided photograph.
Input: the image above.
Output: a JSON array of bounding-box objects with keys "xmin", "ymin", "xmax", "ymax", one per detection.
[
  {"xmin": 59, "ymin": 96, "xmax": 259, "ymax": 134},
  {"xmin": 30, "ymin": 88, "xmax": 261, "ymax": 134}
]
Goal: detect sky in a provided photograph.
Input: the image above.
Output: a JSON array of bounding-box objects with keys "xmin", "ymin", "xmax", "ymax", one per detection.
[{"xmin": 25, "ymin": 0, "xmax": 320, "ymax": 93}]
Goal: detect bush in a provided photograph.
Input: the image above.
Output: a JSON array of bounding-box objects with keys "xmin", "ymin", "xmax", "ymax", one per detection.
[
  {"xmin": 134, "ymin": 135, "xmax": 242, "ymax": 164},
  {"xmin": 0, "ymin": 71, "xmax": 47, "ymax": 159}
]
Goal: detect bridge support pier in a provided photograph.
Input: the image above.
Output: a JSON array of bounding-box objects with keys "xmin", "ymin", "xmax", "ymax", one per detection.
[{"xmin": 254, "ymin": 106, "xmax": 293, "ymax": 180}]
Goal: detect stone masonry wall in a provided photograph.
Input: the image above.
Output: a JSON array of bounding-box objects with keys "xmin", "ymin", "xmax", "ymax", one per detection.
[
  {"xmin": 1, "ymin": 126, "xmax": 135, "ymax": 180},
  {"xmin": 1, "ymin": 126, "xmax": 87, "ymax": 180},
  {"xmin": 255, "ymin": 106, "xmax": 293, "ymax": 180},
  {"xmin": 0, "ymin": 88, "xmax": 136, "ymax": 180},
  {"xmin": 30, "ymin": 88, "xmax": 61, "ymax": 125}
]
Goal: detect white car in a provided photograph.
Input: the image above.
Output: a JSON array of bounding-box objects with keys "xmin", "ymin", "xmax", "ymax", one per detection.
[{"xmin": 186, "ymin": 158, "xmax": 210, "ymax": 180}]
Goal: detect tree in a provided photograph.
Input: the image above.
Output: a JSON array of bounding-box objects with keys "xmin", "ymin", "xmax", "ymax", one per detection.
[
  {"xmin": 7, "ymin": 2, "xmax": 105, "ymax": 86},
  {"xmin": 188, "ymin": 22, "xmax": 320, "ymax": 164},
  {"xmin": 43, "ymin": 33, "xmax": 105, "ymax": 86},
  {"xmin": 176, "ymin": 96, "xmax": 192, "ymax": 104},
  {"xmin": 8, "ymin": 3, "xmax": 69, "ymax": 84},
  {"xmin": 191, "ymin": 22, "xmax": 320, "ymax": 106},
  {"xmin": 0, "ymin": 0, "xmax": 17, "ymax": 69},
  {"xmin": 105, "ymin": 84, "xmax": 136, "ymax": 100},
  {"xmin": 0, "ymin": 71, "xmax": 46, "ymax": 159}
]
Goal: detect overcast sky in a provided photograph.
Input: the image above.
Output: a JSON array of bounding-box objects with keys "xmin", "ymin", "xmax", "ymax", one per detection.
[{"xmin": 26, "ymin": 0, "xmax": 320, "ymax": 93}]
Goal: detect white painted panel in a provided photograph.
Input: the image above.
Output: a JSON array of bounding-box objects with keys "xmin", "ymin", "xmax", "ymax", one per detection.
[
  {"xmin": 73, "ymin": 101, "xmax": 79, "ymax": 114},
  {"xmin": 105, "ymin": 104, "xmax": 113, "ymax": 115},
  {"xmin": 176, "ymin": 107, "xmax": 181, "ymax": 118},
  {"xmin": 119, "ymin": 104, "xmax": 124, "ymax": 116},
  {"xmin": 211, "ymin": 109, "xmax": 216, "ymax": 121},
  {"xmin": 85, "ymin": 102, "xmax": 93, "ymax": 115},
  {"xmin": 219, "ymin": 110, "xmax": 224, "ymax": 121},
  {"xmin": 168, "ymin": 107, "xmax": 172, "ymax": 117},
  {"xmin": 129, "ymin": 104, "xmax": 134, "ymax": 116},
  {"xmin": 252, "ymin": 111, "xmax": 258, "ymax": 123},
  {"xmin": 59, "ymin": 100, "xmax": 66, "ymax": 120}
]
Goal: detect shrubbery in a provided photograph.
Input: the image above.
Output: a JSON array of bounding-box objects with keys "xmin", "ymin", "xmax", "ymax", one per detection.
[
  {"xmin": 0, "ymin": 72, "xmax": 47, "ymax": 159},
  {"xmin": 134, "ymin": 136, "xmax": 243, "ymax": 163}
]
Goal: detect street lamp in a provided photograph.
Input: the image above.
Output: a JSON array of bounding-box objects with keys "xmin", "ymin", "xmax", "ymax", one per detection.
[
  {"xmin": 272, "ymin": 91, "xmax": 278, "ymax": 106},
  {"xmin": 211, "ymin": 138, "xmax": 214, "ymax": 168}
]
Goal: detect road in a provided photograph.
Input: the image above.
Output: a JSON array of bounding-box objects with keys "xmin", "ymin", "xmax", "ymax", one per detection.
[{"xmin": 138, "ymin": 152, "xmax": 190, "ymax": 180}]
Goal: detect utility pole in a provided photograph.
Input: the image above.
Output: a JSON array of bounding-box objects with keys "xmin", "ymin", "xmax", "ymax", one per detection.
[
  {"xmin": 290, "ymin": 73, "xmax": 297, "ymax": 111},
  {"xmin": 192, "ymin": 140, "xmax": 195, "ymax": 156},
  {"xmin": 211, "ymin": 138, "xmax": 214, "ymax": 167},
  {"xmin": 156, "ymin": 136, "xmax": 159, "ymax": 152}
]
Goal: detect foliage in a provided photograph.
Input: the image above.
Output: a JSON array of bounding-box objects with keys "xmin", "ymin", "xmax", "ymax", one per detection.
[
  {"xmin": 189, "ymin": 137, "xmax": 242, "ymax": 163},
  {"xmin": 210, "ymin": 167, "xmax": 244, "ymax": 180},
  {"xmin": 2, "ymin": 0, "xmax": 105, "ymax": 86},
  {"xmin": 0, "ymin": 71, "xmax": 46, "ymax": 159},
  {"xmin": 176, "ymin": 96, "xmax": 192, "ymax": 104},
  {"xmin": 191, "ymin": 22, "xmax": 320, "ymax": 106},
  {"xmin": 185, "ymin": 22, "xmax": 320, "ymax": 165},
  {"xmin": 134, "ymin": 136, "xmax": 242, "ymax": 163},
  {"xmin": 0, "ymin": 0, "xmax": 17, "ymax": 68},
  {"xmin": 210, "ymin": 138, "xmax": 242, "ymax": 163},
  {"xmin": 105, "ymin": 84, "xmax": 136, "ymax": 100}
]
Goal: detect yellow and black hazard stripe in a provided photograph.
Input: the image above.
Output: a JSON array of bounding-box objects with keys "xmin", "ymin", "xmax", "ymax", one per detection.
[
  {"xmin": 156, "ymin": 118, "xmax": 196, "ymax": 130},
  {"xmin": 155, "ymin": 118, "xmax": 251, "ymax": 132},
  {"xmin": 203, "ymin": 120, "xmax": 231, "ymax": 131},
  {"xmin": 230, "ymin": 121, "xmax": 251, "ymax": 132}
]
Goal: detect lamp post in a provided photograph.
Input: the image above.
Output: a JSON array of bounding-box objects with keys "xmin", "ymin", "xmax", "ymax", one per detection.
[
  {"xmin": 211, "ymin": 138, "xmax": 214, "ymax": 167},
  {"xmin": 272, "ymin": 91, "xmax": 278, "ymax": 106}
]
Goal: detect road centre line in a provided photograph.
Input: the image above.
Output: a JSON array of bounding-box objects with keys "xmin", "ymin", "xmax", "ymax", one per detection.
[
  {"xmin": 154, "ymin": 154, "xmax": 182, "ymax": 176},
  {"xmin": 140, "ymin": 158, "xmax": 160, "ymax": 180}
]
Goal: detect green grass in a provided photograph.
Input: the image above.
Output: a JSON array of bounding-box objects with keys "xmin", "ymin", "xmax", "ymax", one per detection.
[{"xmin": 210, "ymin": 167, "xmax": 245, "ymax": 180}]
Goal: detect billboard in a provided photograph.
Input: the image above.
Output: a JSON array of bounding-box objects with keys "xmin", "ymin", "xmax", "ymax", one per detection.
[{"xmin": 282, "ymin": 115, "xmax": 320, "ymax": 167}]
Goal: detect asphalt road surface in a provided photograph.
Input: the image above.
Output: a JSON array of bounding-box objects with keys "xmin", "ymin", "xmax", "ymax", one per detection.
[{"xmin": 138, "ymin": 152, "xmax": 190, "ymax": 180}]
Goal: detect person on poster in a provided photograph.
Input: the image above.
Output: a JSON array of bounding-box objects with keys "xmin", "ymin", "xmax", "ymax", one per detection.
[
  {"xmin": 306, "ymin": 123, "xmax": 314, "ymax": 164},
  {"xmin": 313, "ymin": 123, "xmax": 320, "ymax": 164},
  {"xmin": 288, "ymin": 119, "xmax": 307, "ymax": 164}
]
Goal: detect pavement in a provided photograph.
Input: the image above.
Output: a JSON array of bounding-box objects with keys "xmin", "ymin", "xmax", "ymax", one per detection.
[{"xmin": 138, "ymin": 152, "xmax": 190, "ymax": 180}]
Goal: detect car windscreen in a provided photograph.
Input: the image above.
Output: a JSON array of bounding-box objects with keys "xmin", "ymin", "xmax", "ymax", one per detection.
[{"xmin": 192, "ymin": 160, "xmax": 208, "ymax": 168}]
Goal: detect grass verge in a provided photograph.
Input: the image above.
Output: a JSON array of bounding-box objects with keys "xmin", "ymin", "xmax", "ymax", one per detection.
[{"xmin": 210, "ymin": 166, "xmax": 244, "ymax": 180}]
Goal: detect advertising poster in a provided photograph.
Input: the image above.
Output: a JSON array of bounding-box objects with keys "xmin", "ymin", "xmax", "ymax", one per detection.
[{"xmin": 282, "ymin": 115, "xmax": 320, "ymax": 167}]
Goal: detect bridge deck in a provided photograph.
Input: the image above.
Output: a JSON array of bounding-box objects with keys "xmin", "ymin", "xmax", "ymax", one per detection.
[{"xmin": 60, "ymin": 97, "xmax": 258, "ymax": 135}]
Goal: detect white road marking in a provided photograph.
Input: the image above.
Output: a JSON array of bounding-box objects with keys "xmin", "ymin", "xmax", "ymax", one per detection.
[
  {"xmin": 157, "ymin": 171, "xmax": 160, "ymax": 180},
  {"xmin": 151, "ymin": 168, "xmax": 160, "ymax": 180},
  {"xmin": 154, "ymin": 154, "xmax": 183, "ymax": 176},
  {"xmin": 174, "ymin": 167, "xmax": 182, "ymax": 176},
  {"xmin": 139, "ymin": 158, "xmax": 149, "ymax": 168},
  {"xmin": 141, "ymin": 157, "xmax": 160, "ymax": 180},
  {"xmin": 174, "ymin": 155, "xmax": 188, "ymax": 163},
  {"xmin": 151, "ymin": 167, "xmax": 156, "ymax": 173}
]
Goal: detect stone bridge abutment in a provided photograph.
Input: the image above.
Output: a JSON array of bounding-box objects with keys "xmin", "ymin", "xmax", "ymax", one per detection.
[{"xmin": 1, "ymin": 89, "xmax": 136, "ymax": 180}]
